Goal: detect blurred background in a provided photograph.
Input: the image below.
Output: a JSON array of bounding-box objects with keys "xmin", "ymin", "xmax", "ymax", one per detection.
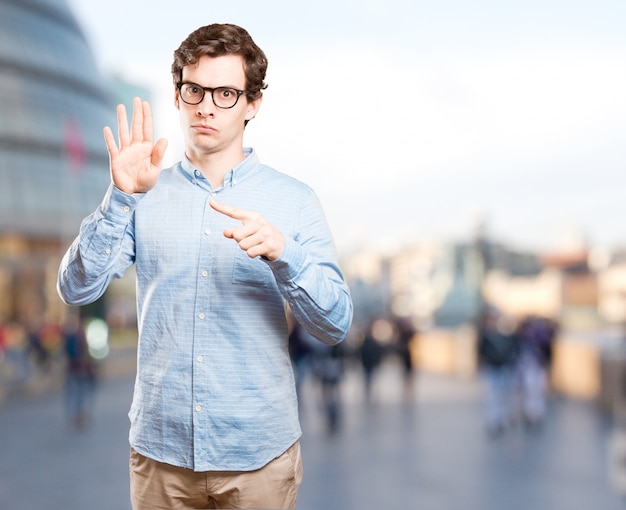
[{"xmin": 1, "ymin": 0, "xmax": 626, "ymax": 508}]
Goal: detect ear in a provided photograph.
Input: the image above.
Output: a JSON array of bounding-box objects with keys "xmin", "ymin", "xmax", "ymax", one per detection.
[
  {"xmin": 245, "ymin": 96, "xmax": 262, "ymax": 121},
  {"xmin": 174, "ymin": 89, "xmax": 180, "ymax": 110}
]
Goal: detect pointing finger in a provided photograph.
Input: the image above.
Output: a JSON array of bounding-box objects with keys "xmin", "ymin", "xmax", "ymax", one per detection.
[{"xmin": 210, "ymin": 200, "xmax": 253, "ymax": 222}]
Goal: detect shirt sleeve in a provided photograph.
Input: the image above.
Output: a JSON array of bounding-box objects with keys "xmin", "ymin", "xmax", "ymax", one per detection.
[
  {"xmin": 57, "ymin": 184, "xmax": 140, "ymax": 306},
  {"xmin": 266, "ymin": 193, "xmax": 353, "ymax": 345}
]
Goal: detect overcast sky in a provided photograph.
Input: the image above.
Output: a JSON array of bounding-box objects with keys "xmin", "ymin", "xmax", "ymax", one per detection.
[{"xmin": 67, "ymin": 0, "xmax": 626, "ymax": 255}]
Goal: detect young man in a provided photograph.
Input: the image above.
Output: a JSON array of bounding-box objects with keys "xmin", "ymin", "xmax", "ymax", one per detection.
[{"xmin": 57, "ymin": 23, "xmax": 353, "ymax": 509}]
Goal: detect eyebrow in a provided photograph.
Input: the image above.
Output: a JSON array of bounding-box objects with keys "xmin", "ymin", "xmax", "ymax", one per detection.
[{"xmin": 180, "ymin": 79, "xmax": 244, "ymax": 90}]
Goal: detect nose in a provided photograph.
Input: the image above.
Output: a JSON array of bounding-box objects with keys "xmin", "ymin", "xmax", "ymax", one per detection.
[{"xmin": 196, "ymin": 94, "xmax": 215, "ymax": 117}]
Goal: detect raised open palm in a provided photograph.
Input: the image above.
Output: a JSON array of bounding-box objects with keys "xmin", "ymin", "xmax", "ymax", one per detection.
[{"xmin": 103, "ymin": 97, "xmax": 168, "ymax": 194}]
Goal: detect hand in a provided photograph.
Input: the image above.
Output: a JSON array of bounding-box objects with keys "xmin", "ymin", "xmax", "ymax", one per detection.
[
  {"xmin": 210, "ymin": 200, "xmax": 285, "ymax": 261},
  {"xmin": 103, "ymin": 97, "xmax": 168, "ymax": 194}
]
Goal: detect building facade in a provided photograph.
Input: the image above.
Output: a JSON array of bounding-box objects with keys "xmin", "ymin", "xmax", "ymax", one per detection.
[{"xmin": 0, "ymin": 0, "xmax": 116, "ymax": 327}]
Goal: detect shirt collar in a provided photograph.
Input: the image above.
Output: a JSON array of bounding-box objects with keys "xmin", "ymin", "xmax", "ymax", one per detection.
[{"xmin": 180, "ymin": 148, "xmax": 259, "ymax": 190}]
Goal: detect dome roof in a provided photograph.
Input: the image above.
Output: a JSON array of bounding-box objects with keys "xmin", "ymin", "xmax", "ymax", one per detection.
[{"xmin": 0, "ymin": 0, "xmax": 116, "ymax": 238}]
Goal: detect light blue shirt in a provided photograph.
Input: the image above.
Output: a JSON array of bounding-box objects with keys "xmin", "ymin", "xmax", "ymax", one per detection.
[{"xmin": 57, "ymin": 148, "xmax": 353, "ymax": 471}]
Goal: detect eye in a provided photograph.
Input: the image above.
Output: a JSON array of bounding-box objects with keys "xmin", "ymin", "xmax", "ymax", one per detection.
[
  {"xmin": 217, "ymin": 88, "xmax": 235, "ymax": 99},
  {"xmin": 181, "ymin": 83, "xmax": 202, "ymax": 97}
]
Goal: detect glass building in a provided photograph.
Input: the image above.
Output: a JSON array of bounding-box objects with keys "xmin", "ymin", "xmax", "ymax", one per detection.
[{"xmin": 0, "ymin": 0, "xmax": 117, "ymax": 327}]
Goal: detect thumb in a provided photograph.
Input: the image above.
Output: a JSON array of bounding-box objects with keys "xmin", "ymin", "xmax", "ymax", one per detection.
[{"xmin": 151, "ymin": 138, "xmax": 168, "ymax": 168}]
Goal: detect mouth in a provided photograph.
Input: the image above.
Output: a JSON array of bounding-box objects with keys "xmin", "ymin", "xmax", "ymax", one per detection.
[{"xmin": 191, "ymin": 123, "xmax": 216, "ymax": 134}]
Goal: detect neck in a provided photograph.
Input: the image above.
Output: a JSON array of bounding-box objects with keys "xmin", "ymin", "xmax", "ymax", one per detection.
[{"xmin": 187, "ymin": 147, "xmax": 246, "ymax": 189}]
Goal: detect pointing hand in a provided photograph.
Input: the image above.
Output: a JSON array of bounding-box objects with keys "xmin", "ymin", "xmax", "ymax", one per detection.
[{"xmin": 210, "ymin": 200, "xmax": 285, "ymax": 261}]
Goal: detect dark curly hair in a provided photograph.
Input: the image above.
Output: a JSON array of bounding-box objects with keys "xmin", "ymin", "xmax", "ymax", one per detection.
[{"xmin": 171, "ymin": 23, "xmax": 268, "ymax": 102}]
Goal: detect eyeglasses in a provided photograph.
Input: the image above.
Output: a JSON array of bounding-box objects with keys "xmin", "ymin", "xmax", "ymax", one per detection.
[{"xmin": 177, "ymin": 81, "xmax": 248, "ymax": 109}]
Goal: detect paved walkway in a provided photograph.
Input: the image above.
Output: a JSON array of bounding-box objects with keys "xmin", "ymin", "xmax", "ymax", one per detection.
[
  {"xmin": 298, "ymin": 361, "xmax": 625, "ymax": 509},
  {"xmin": 0, "ymin": 356, "xmax": 624, "ymax": 509}
]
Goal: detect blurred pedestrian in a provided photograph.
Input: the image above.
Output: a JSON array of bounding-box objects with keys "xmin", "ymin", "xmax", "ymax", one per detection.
[
  {"xmin": 311, "ymin": 342, "xmax": 346, "ymax": 434},
  {"xmin": 515, "ymin": 315, "xmax": 557, "ymax": 429},
  {"xmin": 359, "ymin": 321, "xmax": 385, "ymax": 402},
  {"xmin": 476, "ymin": 306, "xmax": 519, "ymax": 437},
  {"xmin": 25, "ymin": 318, "xmax": 50, "ymax": 372},
  {"xmin": 62, "ymin": 316, "xmax": 97, "ymax": 429},
  {"xmin": 394, "ymin": 316, "xmax": 417, "ymax": 398},
  {"xmin": 0, "ymin": 322, "xmax": 31, "ymax": 382},
  {"xmin": 288, "ymin": 318, "xmax": 316, "ymax": 402},
  {"xmin": 57, "ymin": 23, "xmax": 353, "ymax": 510}
]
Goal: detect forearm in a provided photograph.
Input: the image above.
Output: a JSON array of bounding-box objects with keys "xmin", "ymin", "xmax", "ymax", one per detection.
[
  {"xmin": 57, "ymin": 185, "xmax": 137, "ymax": 305},
  {"xmin": 268, "ymin": 238, "xmax": 353, "ymax": 345}
]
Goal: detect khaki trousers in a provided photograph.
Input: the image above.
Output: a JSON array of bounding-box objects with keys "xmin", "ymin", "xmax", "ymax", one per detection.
[{"xmin": 129, "ymin": 441, "xmax": 303, "ymax": 509}]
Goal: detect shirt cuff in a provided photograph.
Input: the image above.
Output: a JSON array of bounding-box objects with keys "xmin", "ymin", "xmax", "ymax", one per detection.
[
  {"xmin": 266, "ymin": 236, "xmax": 307, "ymax": 285},
  {"xmin": 100, "ymin": 184, "xmax": 145, "ymax": 223}
]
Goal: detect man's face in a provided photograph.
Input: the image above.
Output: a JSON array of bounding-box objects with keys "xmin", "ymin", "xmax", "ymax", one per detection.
[{"xmin": 176, "ymin": 54, "xmax": 261, "ymax": 159}]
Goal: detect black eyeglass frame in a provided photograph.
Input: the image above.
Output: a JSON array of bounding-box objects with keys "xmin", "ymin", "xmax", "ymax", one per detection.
[{"xmin": 176, "ymin": 81, "xmax": 251, "ymax": 109}]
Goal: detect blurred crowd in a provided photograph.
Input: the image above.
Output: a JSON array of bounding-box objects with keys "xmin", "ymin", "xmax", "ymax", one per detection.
[
  {"xmin": 1, "ymin": 305, "xmax": 559, "ymax": 438},
  {"xmin": 0, "ymin": 316, "xmax": 99, "ymax": 429},
  {"xmin": 476, "ymin": 305, "xmax": 558, "ymax": 437},
  {"xmin": 288, "ymin": 313, "xmax": 418, "ymax": 434},
  {"xmin": 288, "ymin": 306, "xmax": 559, "ymax": 439},
  {"xmin": 0, "ymin": 319, "xmax": 64, "ymax": 382}
]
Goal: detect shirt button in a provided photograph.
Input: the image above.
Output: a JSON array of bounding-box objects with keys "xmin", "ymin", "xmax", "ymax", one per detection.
[
  {"xmin": 105, "ymin": 248, "xmax": 111, "ymax": 255},
  {"xmin": 195, "ymin": 405, "xmax": 202, "ymax": 412},
  {"xmin": 195, "ymin": 170, "xmax": 201, "ymax": 177},
  {"xmin": 201, "ymin": 271, "xmax": 208, "ymax": 278},
  {"xmin": 197, "ymin": 356, "xmax": 204, "ymax": 363},
  {"xmin": 123, "ymin": 205, "xmax": 130, "ymax": 212},
  {"xmin": 198, "ymin": 313, "xmax": 205, "ymax": 320},
  {"xmin": 211, "ymin": 192, "xmax": 217, "ymax": 197},
  {"xmin": 204, "ymin": 229, "xmax": 211, "ymax": 235}
]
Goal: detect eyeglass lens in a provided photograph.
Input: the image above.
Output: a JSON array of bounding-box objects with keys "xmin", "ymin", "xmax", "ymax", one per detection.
[{"xmin": 180, "ymin": 83, "xmax": 241, "ymax": 108}]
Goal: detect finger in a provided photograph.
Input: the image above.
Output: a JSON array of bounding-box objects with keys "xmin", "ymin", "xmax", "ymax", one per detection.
[
  {"xmin": 130, "ymin": 97, "xmax": 144, "ymax": 143},
  {"xmin": 142, "ymin": 100, "xmax": 154, "ymax": 143},
  {"xmin": 222, "ymin": 224, "xmax": 255, "ymax": 240},
  {"xmin": 240, "ymin": 234, "xmax": 281, "ymax": 260},
  {"xmin": 103, "ymin": 126, "xmax": 118, "ymax": 159},
  {"xmin": 229, "ymin": 224, "xmax": 258, "ymax": 243},
  {"xmin": 227, "ymin": 229, "xmax": 263, "ymax": 256},
  {"xmin": 245, "ymin": 243, "xmax": 268, "ymax": 260},
  {"xmin": 117, "ymin": 103, "xmax": 130, "ymax": 148},
  {"xmin": 209, "ymin": 200, "xmax": 252, "ymax": 221}
]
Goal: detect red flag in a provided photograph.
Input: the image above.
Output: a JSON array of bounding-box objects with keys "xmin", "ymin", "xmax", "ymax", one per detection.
[{"xmin": 64, "ymin": 117, "xmax": 87, "ymax": 177}]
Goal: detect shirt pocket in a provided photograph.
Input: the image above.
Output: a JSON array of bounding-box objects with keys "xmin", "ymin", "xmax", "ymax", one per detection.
[{"xmin": 232, "ymin": 250, "xmax": 272, "ymax": 288}]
